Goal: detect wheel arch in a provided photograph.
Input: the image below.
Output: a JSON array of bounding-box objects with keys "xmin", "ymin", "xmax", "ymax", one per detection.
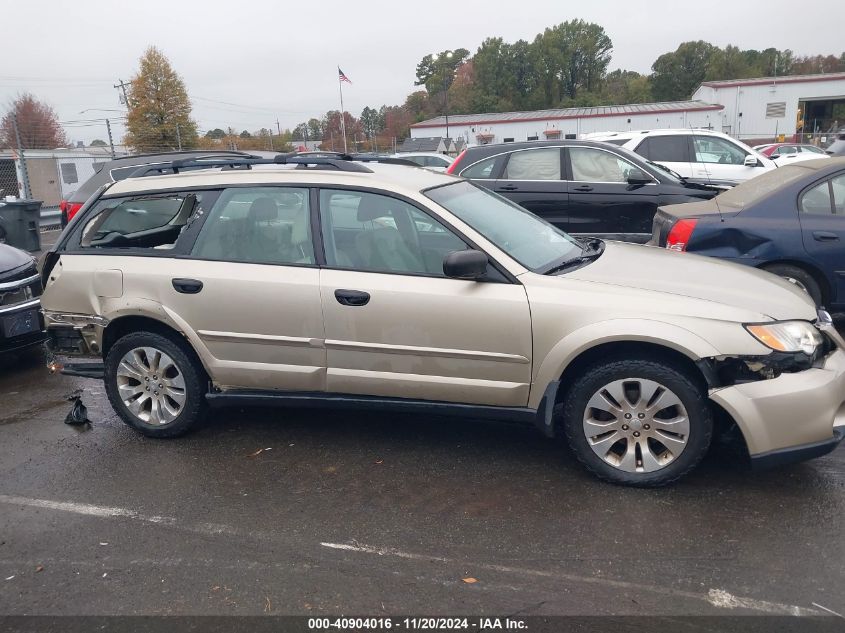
[
  {"xmin": 102, "ymin": 315, "xmax": 210, "ymax": 381},
  {"xmin": 530, "ymin": 320, "xmax": 719, "ymax": 411}
]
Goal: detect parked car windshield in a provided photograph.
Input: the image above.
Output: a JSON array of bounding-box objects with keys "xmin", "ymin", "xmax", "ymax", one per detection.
[
  {"xmin": 425, "ymin": 181, "xmax": 581, "ymax": 270},
  {"xmin": 716, "ymin": 164, "xmax": 811, "ymax": 208}
]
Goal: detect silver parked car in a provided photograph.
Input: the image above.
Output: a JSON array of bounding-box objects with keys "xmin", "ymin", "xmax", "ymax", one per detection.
[{"xmin": 41, "ymin": 154, "xmax": 845, "ymax": 486}]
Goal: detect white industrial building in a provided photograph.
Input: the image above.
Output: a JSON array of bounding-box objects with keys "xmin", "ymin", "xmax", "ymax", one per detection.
[
  {"xmin": 691, "ymin": 72, "xmax": 845, "ymax": 141},
  {"xmin": 410, "ymin": 72, "xmax": 845, "ymax": 148},
  {"xmin": 409, "ymin": 101, "xmax": 724, "ymax": 148}
]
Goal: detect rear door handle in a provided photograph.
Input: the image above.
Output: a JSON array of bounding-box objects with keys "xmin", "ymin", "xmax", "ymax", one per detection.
[
  {"xmin": 497, "ymin": 184, "xmax": 518, "ymax": 191},
  {"xmin": 572, "ymin": 185, "xmax": 594, "ymax": 192},
  {"xmin": 172, "ymin": 278, "xmax": 203, "ymax": 294},
  {"xmin": 813, "ymin": 231, "xmax": 839, "ymax": 241},
  {"xmin": 334, "ymin": 289, "xmax": 370, "ymax": 306}
]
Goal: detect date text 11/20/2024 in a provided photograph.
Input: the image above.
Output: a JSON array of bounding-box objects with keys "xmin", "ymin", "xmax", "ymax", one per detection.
[{"xmin": 307, "ymin": 617, "xmax": 528, "ymax": 630}]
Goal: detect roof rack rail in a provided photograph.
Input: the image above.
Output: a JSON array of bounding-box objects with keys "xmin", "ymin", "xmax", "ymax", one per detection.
[{"xmin": 128, "ymin": 153, "xmax": 374, "ymax": 178}]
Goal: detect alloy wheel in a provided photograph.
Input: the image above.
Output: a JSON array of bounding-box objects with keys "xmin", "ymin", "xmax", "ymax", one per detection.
[
  {"xmin": 115, "ymin": 346, "xmax": 186, "ymax": 425},
  {"xmin": 582, "ymin": 378, "xmax": 690, "ymax": 473}
]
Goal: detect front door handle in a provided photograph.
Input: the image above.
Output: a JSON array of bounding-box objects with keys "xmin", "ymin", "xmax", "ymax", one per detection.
[
  {"xmin": 172, "ymin": 278, "xmax": 203, "ymax": 294},
  {"xmin": 498, "ymin": 184, "xmax": 518, "ymax": 191},
  {"xmin": 572, "ymin": 185, "xmax": 594, "ymax": 192},
  {"xmin": 813, "ymin": 231, "xmax": 839, "ymax": 242},
  {"xmin": 334, "ymin": 289, "xmax": 370, "ymax": 306}
]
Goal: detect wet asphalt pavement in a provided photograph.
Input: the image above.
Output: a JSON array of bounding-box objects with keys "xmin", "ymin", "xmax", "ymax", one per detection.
[
  {"xmin": 1, "ymin": 346, "xmax": 844, "ymax": 618},
  {"xmin": 0, "ymin": 231, "xmax": 843, "ymax": 618}
]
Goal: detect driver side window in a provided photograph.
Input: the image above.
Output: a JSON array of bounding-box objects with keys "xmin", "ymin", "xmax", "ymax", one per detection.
[
  {"xmin": 693, "ymin": 137, "xmax": 746, "ymax": 165},
  {"xmin": 319, "ymin": 190, "xmax": 467, "ymax": 276},
  {"xmin": 570, "ymin": 147, "xmax": 639, "ymax": 183}
]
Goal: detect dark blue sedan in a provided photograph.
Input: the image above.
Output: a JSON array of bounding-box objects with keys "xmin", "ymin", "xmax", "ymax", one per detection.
[{"xmin": 651, "ymin": 157, "xmax": 845, "ymax": 311}]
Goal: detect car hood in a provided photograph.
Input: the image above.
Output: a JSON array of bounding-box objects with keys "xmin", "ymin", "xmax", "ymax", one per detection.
[
  {"xmin": 0, "ymin": 243, "xmax": 36, "ymax": 282},
  {"xmin": 566, "ymin": 241, "xmax": 817, "ymax": 321}
]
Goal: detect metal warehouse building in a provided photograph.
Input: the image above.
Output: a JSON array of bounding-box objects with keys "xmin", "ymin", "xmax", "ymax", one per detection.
[
  {"xmin": 691, "ymin": 72, "xmax": 845, "ymax": 141},
  {"xmin": 409, "ymin": 100, "xmax": 725, "ymax": 148},
  {"xmin": 410, "ymin": 72, "xmax": 845, "ymax": 148}
]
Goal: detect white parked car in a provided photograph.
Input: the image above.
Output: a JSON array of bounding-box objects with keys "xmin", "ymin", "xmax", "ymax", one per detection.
[
  {"xmin": 585, "ymin": 129, "xmax": 776, "ymax": 188},
  {"xmin": 392, "ymin": 152, "xmax": 454, "ymax": 172}
]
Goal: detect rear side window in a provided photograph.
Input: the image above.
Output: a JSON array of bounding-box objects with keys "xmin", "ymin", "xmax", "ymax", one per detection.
[
  {"xmin": 833, "ymin": 175, "xmax": 845, "ymax": 215},
  {"xmin": 801, "ymin": 174, "xmax": 845, "ymax": 216},
  {"xmin": 461, "ymin": 156, "xmax": 498, "ymax": 179},
  {"xmin": 637, "ymin": 136, "xmax": 689, "ymax": 163},
  {"xmin": 503, "ymin": 148, "xmax": 560, "ymax": 180},
  {"xmin": 79, "ymin": 194, "xmax": 203, "ymax": 249},
  {"xmin": 191, "ymin": 187, "xmax": 314, "ymax": 265}
]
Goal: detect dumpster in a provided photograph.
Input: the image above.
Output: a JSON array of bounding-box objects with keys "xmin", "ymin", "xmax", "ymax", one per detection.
[{"xmin": 0, "ymin": 199, "xmax": 42, "ymax": 252}]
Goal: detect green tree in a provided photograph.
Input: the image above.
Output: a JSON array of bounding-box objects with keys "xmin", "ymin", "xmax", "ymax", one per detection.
[
  {"xmin": 89, "ymin": 139, "xmax": 107, "ymax": 147},
  {"xmin": 531, "ymin": 20, "xmax": 612, "ymax": 104},
  {"xmin": 124, "ymin": 46, "xmax": 198, "ymax": 151},
  {"xmin": 239, "ymin": 130, "xmax": 252, "ymax": 138},
  {"xmin": 360, "ymin": 106, "xmax": 381, "ymax": 141},
  {"xmin": 415, "ymin": 48, "xmax": 470, "ymax": 96},
  {"xmin": 205, "ymin": 128, "xmax": 226, "ymax": 139},
  {"xmin": 600, "ymin": 70, "xmax": 652, "ymax": 105},
  {"xmin": 706, "ymin": 45, "xmax": 755, "ymax": 81},
  {"xmin": 307, "ymin": 118, "xmax": 322, "ymax": 140},
  {"xmin": 651, "ymin": 41, "xmax": 716, "ymax": 101}
]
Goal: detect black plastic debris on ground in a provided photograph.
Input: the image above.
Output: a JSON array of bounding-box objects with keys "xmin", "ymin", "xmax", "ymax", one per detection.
[{"xmin": 64, "ymin": 392, "xmax": 92, "ymax": 427}]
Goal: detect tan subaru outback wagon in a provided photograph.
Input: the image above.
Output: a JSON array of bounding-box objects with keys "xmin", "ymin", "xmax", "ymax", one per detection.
[{"xmin": 40, "ymin": 155, "xmax": 845, "ymax": 486}]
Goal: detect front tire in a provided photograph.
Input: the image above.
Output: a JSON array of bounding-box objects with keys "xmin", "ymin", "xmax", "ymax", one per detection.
[
  {"xmin": 559, "ymin": 358, "xmax": 713, "ymax": 487},
  {"xmin": 104, "ymin": 331, "xmax": 206, "ymax": 437}
]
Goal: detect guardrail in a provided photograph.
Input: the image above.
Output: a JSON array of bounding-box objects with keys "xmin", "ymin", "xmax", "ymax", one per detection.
[{"xmin": 40, "ymin": 206, "xmax": 61, "ymax": 230}]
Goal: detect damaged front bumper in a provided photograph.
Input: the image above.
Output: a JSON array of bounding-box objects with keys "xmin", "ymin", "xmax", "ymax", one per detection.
[{"xmin": 708, "ymin": 320, "xmax": 845, "ymax": 466}]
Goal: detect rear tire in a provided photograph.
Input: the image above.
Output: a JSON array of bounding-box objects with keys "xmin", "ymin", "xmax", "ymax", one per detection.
[
  {"xmin": 763, "ymin": 263, "xmax": 823, "ymax": 306},
  {"xmin": 559, "ymin": 358, "xmax": 713, "ymax": 487},
  {"xmin": 104, "ymin": 331, "xmax": 206, "ymax": 438}
]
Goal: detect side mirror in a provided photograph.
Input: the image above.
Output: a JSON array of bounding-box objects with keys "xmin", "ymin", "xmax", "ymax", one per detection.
[
  {"xmin": 626, "ymin": 168, "xmax": 652, "ymax": 185},
  {"xmin": 443, "ymin": 249, "xmax": 488, "ymax": 280},
  {"xmin": 744, "ymin": 155, "xmax": 761, "ymax": 167}
]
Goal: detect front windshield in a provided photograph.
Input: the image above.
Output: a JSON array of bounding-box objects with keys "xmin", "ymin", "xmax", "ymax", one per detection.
[{"xmin": 425, "ymin": 181, "xmax": 581, "ymax": 270}]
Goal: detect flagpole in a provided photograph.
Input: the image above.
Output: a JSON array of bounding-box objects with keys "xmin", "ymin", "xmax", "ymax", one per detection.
[{"xmin": 338, "ymin": 67, "xmax": 348, "ymax": 154}]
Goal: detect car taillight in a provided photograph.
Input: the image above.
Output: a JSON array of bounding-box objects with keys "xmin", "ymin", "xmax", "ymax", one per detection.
[
  {"xmin": 65, "ymin": 202, "xmax": 83, "ymax": 221},
  {"xmin": 666, "ymin": 219, "xmax": 698, "ymax": 252},
  {"xmin": 446, "ymin": 149, "xmax": 466, "ymax": 175}
]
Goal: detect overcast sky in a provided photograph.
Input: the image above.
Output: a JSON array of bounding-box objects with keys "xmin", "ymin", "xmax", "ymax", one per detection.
[{"xmin": 3, "ymin": 0, "xmax": 843, "ymax": 144}]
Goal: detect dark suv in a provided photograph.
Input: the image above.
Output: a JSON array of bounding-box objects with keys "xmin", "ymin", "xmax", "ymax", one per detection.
[
  {"xmin": 0, "ymin": 243, "xmax": 44, "ymax": 354},
  {"xmin": 448, "ymin": 140, "xmax": 719, "ymax": 243},
  {"xmin": 60, "ymin": 150, "xmax": 256, "ymax": 226}
]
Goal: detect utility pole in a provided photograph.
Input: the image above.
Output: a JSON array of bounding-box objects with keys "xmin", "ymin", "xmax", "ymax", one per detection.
[
  {"xmin": 268, "ymin": 128, "xmax": 274, "ymax": 152},
  {"xmin": 114, "ymin": 79, "xmax": 131, "ymax": 106},
  {"xmin": 176, "ymin": 123, "xmax": 182, "ymax": 151},
  {"xmin": 105, "ymin": 118, "xmax": 115, "ymax": 159},
  {"xmin": 276, "ymin": 119, "xmax": 281, "ymax": 136},
  {"xmin": 12, "ymin": 112, "xmax": 32, "ymax": 199}
]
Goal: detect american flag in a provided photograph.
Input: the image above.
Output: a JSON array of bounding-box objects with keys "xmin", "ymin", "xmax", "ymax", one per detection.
[{"xmin": 338, "ymin": 67, "xmax": 352, "ymax": 84}]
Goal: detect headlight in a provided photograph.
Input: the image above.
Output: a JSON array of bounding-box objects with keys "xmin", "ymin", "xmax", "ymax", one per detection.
[{"xmin": 744, "ymin": 321, "xmax": 823, "ymax": 355}]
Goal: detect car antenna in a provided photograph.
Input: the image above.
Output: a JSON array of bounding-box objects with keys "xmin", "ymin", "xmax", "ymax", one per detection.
[{"xmin": 689, "ymin": 122, "xmax": 725, "ymax": 223}]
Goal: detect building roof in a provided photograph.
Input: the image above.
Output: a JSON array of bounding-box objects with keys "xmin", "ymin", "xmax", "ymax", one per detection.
[
  {"xmin": 398, "ymin": 136, "xmax": 450, "ymax": 152},
  {"xmin": 698, "ymin": 72, "xmax": 845, "ymax": 89},
  {"xmin": 410, "ymin": 100, "xmax": 723, "ymax": 129}
]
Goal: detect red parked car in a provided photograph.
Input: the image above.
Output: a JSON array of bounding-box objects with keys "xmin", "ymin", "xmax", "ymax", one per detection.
[{"xmin": 752, "ymin": 143, "xmax": 829, "ymax": 164}]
